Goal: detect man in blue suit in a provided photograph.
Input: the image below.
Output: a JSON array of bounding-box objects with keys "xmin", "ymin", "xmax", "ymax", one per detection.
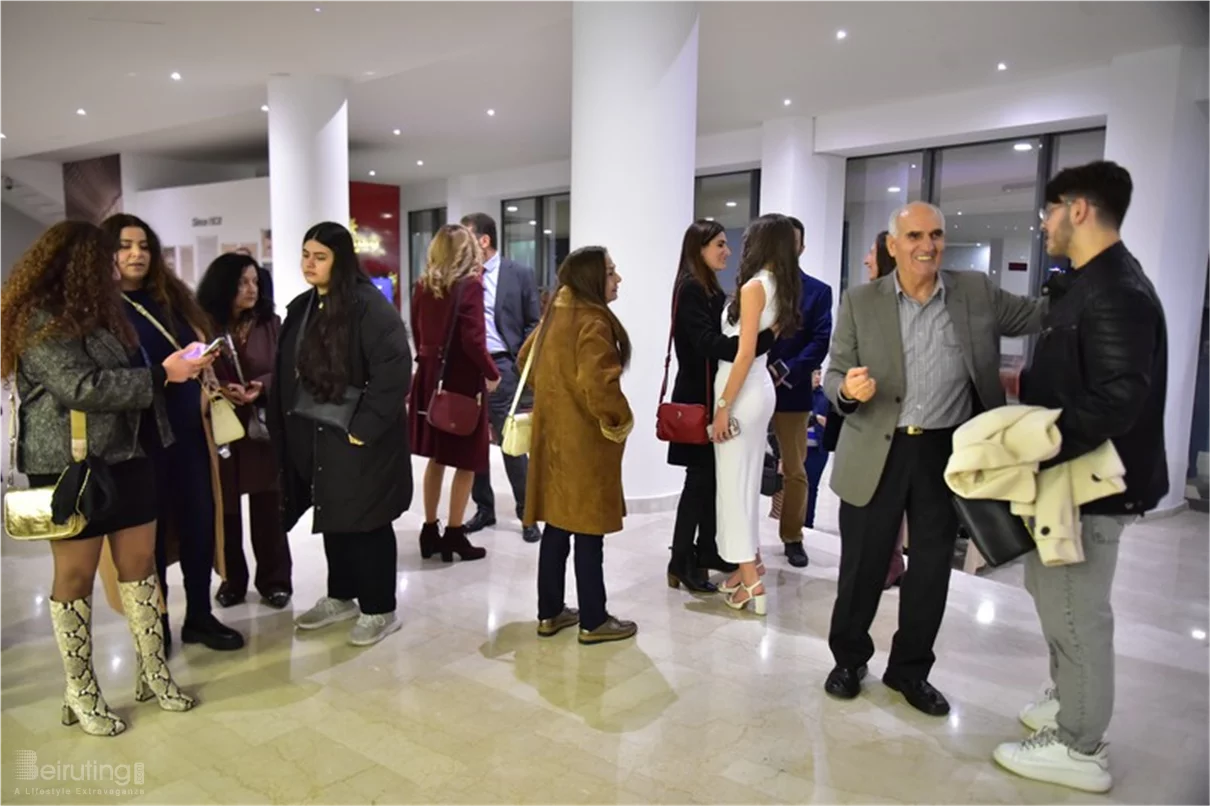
[
  {"xmin": 769, "ymin": 216, "xmax": 833, "ymax": 568},
  {"xmin": 460, "ymin": 213, "xmax": 543, "ymax": 543}
]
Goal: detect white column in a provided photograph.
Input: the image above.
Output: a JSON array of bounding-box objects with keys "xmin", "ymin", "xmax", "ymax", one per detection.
[
  {"xmin": 570, "ymin": 1, "xmax": 699, "ymax": 511},
  {"xmin": 1104, "ymin": 45, "xmax": 1209, "ymax": 511},
  {"xmin": 759, "ymin": 117, "xmax": 846, "ymax": 320},
  {"xmin": 267, "ymin": 75, "xmax": 350, "ymax": 308}
]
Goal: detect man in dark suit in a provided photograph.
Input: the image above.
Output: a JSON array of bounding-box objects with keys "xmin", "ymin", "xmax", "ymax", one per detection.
[
  {"xmin": 823, "ymin": 201, "xmax": 1046, "ymax": 716},
  {"xmin": 768, "ymin": 216, "xmax": 832, "ymax": 568},
  {"xmin": 461, "ymin": 213, "xmax": 543, "ymax": 543}
]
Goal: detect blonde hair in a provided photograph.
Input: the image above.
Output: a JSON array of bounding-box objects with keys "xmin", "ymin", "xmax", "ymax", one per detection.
[{"xmin": 420, "ymin": 224, "xmax": 482, "ymax": 297}]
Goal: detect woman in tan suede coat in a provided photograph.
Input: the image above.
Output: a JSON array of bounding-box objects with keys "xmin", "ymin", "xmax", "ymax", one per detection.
[{"xmin": 518, "ymin": 246, "xmax": 637, "ymax": 646}]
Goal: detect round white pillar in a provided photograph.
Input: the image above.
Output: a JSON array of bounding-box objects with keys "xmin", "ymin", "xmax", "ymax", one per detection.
[
  {"xmin": 570, "ymin": 2, "xmax": 699, "ymax": 511},
  {"xmin": 267, "ymin": 75, "xmax": 350, "ymax": 308}
]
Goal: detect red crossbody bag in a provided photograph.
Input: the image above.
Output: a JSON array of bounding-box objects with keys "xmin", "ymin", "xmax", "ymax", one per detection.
[{"xmin": 655, "ymin": 282, "xmax": 711, "ymax": 445}]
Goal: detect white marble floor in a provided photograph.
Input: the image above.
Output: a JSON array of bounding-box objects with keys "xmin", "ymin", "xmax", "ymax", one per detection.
[{"xmin": 2, "ymin": 456, "xmax": 1207, "ymax": 805}]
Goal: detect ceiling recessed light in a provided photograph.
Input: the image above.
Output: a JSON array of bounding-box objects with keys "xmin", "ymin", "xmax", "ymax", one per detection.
[
  {"xmin": 76, "ymin": 108, "xmax": 87, "ymax": 116},
  {"xmin": 486, "ymin": 109, "xmax": 496, "ymax": 117},
  {"xmin": 364, "ymin": 71, "xmax": 376, "ymax": 77},
  {"xmin": 314, "ymin": 6, "xmax": 321, "ymax": 11},
  {"xmin": 1013, "ymin": 142, "xmax": 1033, "ymax": 152},
  {"xmin": 1194, "ymin": 628, "xmax": 1208, "ymax": 641},
  {"xmin": 392, "ymin": 128, "xmax": 401, "ymax": 136},
  {"xmin": 976, "ymin": 242, "xmax": 983, "ymax": 247},
  {"xmin": 506, "ymin": 205, "xmax": 518, "ymax": 213},
  {"xmin": 368, "ymin": 170, "xmax": 376, "ymax": 177},
  {"xmin": 170, "ymin": 72, "xmax": 181, "ymax": 81},
  {"xmin": 416, "ymin": 160, "xmax": 424, "ymax": 166},
  {"xmin": 836, "ymin": 30, "xmax": 847, "ymax": 40},
  {"xmin": 1029, "ymin": 226, "xmax": 1035, "ymax": 231},
  {"xmin": 887, "ymin": 186, "xmax": 901, "ymax": 193},
  {"xmin": 910, "ymin": 163, "xmax": 917, "ymax": 169},
  {"xmin": 725, "ymin": 201, "xmax": 738, "ymax": 208},
  {"xmin": 261, "ymin": 104, "xmax": 269, "ymax": 112},
  {"xmin": 1, "ymin": 133, "xmax": 6, "ymax": 139},
  {"xmin": 957, "ymin": 211, "xmax": 963, "ymax": 216},
  {"xmin": 543, "ymin": 229, "xmax": 553, "ymax": 235},
  {"xmin": 997, "ymin": 62, "xmax": 1008, "ymax": 71},
  {"xmin": 705, "ymin": 216, "xmax": 715, "ymax": 222},
  {"xmin": 528, "ymin": 220, "xmax": 537, "ymax": 226},
  {"xmin": 783, "ymin": 98, "xmax": 792, "ymax": 107}
]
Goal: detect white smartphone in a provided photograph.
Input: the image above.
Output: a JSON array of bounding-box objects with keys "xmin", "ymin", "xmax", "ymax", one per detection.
[{"xmin": 186, "ymin": 338, "xmax": 225, "ymax": 360}]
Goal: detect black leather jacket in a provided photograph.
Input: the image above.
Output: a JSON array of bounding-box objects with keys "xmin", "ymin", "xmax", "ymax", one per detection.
[{"xmin": 1021, "ymin": 242, "xmax": 1169, "ymax": 515}]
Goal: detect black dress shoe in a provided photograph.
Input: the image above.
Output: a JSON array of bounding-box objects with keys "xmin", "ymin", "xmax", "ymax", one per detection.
[
  {"xmin": 696, "ymin": 554, "xmax": 738, "ymax": 574},
  {"xmin": 181, "ymin": 614, "xmax": 245, "ymax": 651},
  {"xmin": 785, "ymin": 541, "xmax": 809, "ymax": 568},
  {"xmin": 522, "ymin": 524, "xmax": 541, "ymax": 544},
  {"xmin": 215, "ymin": 584, "xmax": 246, "ymax": 608},
  {"xmin": 824, "ymin": 664, "xmax": 868, "ymax": 700},
  {"xmin": 464, "ymin": 511, "xmax": 497, "ymax": 535},
  {"xmin": 882, "ymin": 676, "xmax": 951, "ymax": 716},
  {"xmin": 262, "ymin": 590, "xmax": 292, "ymax": 609}
]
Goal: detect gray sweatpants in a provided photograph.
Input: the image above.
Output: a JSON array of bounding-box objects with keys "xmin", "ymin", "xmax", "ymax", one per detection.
[{"xmin": 1023, "ymin": 513, "xmax": 1133, "ymax": 753}]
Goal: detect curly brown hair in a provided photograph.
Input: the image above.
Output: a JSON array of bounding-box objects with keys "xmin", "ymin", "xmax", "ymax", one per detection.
[
  {"xmin": 1, "ymin": 220, "xmax": 136, "ymax": 378},
  {"xmin": 101, "ymin": 213, "xmax": 212, "ymax": 339}
]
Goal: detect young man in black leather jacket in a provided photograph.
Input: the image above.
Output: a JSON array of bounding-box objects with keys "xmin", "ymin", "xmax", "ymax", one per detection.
[{"xmin": 993, "ymin": 161, "xmax": 1168, "ymax": 794}]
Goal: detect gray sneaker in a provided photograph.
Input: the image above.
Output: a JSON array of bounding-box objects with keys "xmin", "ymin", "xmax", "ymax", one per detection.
[
  {"xmin": 295, "ymin": 597, "xmax": 359, "ymax": 631},
  {"xmin": 348, "ymin": 613, "xmax": 401, "ymax": 646}
]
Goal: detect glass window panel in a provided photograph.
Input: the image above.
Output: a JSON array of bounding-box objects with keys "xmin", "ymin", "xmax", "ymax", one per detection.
[
  {"xmin": 842, "ymin": 153, "xmax": 925, "ymax": 294},
  {"xmin": 502, "ymin": 197, "xmax": 538, "ymax": 272},
  {"xmin": 407, "ymin": 207, "xmax": 445, "ymax": 287},
  {"xmin": 1037, "ymin": 129, "xmax": 1108, "ymax": 291},
  {"xmin": 694, "ymin": 171, "xmax": 758, "ymax": 295},
  {"xmin": 540, "ymin": 193, "xmax": 570, "ymax": 291}
]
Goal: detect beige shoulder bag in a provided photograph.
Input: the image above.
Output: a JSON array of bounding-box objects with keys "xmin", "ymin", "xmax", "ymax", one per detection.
[{"xmin": 501, "ymin": 347, "xmax": 535, "ymax": 457}]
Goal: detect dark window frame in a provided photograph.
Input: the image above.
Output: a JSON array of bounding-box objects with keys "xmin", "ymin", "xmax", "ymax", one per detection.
[
  {"xmin": 500, "ymin": 192, "xmax": 569, "ymax": 291},
  {"xmin": 407, "ymin": 206, "xmax": 447, "ymax": 288}
]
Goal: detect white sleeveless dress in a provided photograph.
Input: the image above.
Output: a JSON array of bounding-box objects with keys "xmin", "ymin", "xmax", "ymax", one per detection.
[{"xmin": 714, "ymin": 270, "xmax": 779, "ymax": 564}]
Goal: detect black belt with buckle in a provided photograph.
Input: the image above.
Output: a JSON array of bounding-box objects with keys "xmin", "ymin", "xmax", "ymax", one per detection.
[
  {"xmin": 897, "ymin": 425, "xmax": 927, "ymax": 436},
  {"xmin": 490, "ymin": 351, "xmax": 512, "ymax": 360}
]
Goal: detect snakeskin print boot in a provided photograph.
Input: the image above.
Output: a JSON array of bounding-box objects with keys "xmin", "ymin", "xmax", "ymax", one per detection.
[
  {"xmin": 117, "ymin": 574, "xmax": 195, "ymax": 712},
  {"xmin": 49, "ymin": 596, "xmax": 126, "ymax": 736}
]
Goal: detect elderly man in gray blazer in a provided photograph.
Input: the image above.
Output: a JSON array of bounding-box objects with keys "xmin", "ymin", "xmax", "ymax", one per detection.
[
  {"xmin": 822, "ymin": 201, "xmax": 1046, "ymax": 716},
  {"xmin": 460, "ymin": 213, "xmax": 543, "ymax": 543}
]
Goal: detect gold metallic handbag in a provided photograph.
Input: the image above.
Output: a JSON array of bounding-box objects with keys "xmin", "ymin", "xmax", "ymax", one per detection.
[
  {"xmin": 3, "ymin": 391, "xmax": 89, "ymax": 541},
  {"xmin": 501, "ymin": 344, "xmax": 536, "ymax": 458}
]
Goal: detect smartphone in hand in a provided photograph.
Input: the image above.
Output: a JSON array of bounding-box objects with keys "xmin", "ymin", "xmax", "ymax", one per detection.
[
  {"xmin": 186, "ymin": 338, "xmax": 225, "ymax": 360},
  {"xmin": 769, "ymin": 360, "xmax": 793, "ymax": 388}
]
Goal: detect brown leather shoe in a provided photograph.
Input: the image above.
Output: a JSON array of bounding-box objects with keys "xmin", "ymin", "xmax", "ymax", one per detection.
[
  {"xmin": 578, "ymin": 615, "xmax": 637, "ymax": 645},
  {"xmin": 537, "ymin": 607, "xmax": 580, "ymax": 638}
]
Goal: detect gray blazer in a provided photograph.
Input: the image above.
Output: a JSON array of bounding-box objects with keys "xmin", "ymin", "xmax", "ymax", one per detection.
[
  {"xmin": 494, "ymin": 258, "xmax": 542, "ymax": 357},
  {"xmin": 15, "ymin": 315, "xmax": 173, "ymax": 475},
  {"xmin": 824, "ymin": 270, "xmax": 1046, "ymax": 507}
]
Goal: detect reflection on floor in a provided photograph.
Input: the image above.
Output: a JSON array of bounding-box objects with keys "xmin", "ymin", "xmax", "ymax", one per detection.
[{"xmin": 2, "ymin": 456, "xmax": 1207, "ymax": 805}]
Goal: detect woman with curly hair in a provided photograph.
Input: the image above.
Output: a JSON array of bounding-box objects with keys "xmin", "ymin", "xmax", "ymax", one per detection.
[
  {"xmin": 268, "ymin": 222, "xmax": 413, "ymax": 647},
  {"xmin": 408, "ymin": 224, "xmax": 500, "ymax": 564},
  {"xmin": 1, "ymin": 221, "xmax": 211, "ymax": 735},
  {"xmin": 197, "ymin": 252, "xmax": 292, "ymax": 610},
  {"xmin": 101, "ymin": 213, "xmax": 242, "ymax": 653}
]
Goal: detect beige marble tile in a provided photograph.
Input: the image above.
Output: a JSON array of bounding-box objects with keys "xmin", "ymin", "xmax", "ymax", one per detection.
[{"xmin": 3, "ymin": 454, "xmax": 1207, "ymax": 804}]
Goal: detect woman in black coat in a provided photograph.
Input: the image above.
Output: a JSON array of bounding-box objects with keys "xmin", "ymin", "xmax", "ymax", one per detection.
[
  {"xmin": 665, "ymin": 220, "xmax": 775, "ymax": 593},
  {"xmin": 268, "ymin": 222, "xmax": 413, "ymax": 648}
]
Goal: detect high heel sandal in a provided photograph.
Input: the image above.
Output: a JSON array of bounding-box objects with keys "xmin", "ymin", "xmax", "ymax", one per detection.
[
  {"xmin": 724, "ymin": 580, "xmax": 767, "ymax": 615},
  {"xmin": 418, "ymin": 521, "xmax": 442, "ymax": 559}
]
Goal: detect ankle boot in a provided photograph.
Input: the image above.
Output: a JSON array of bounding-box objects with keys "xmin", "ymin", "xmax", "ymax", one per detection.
[
  {"xmin": 441, "ymin": 525, "xmax": 487, "ymax": 562},
  {"xmin": 117, "ymin": 574, "xmax": 195, "ymax": 712},
  {"xmin": 666, "ymin": 550, "xmax": 717, "ymax": 593},
  {"xmin": 418, "ymin": 521, "xmax": 442, "ymax": 559},
  {"xmin": 49, "ymin": 596, "xmax": 126, "ymax": 736}
]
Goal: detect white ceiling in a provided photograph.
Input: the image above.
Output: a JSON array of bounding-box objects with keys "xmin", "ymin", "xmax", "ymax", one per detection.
[{"xmin": 2, "ymin": 1, "xmax": 1206, "ymax": 185}]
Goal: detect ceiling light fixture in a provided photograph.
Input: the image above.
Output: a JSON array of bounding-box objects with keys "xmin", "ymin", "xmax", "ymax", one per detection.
[
  {"xmin": 977, "ymin": 242, "xmax": 983, "ymax": 247},
  {"xmin": 1013, "ymin": 142, "xmax": 1033, "ymax": 152},
  {"xmin": 1, "ymin": 133, "xmax": 6, "ymax": 139},
  {"xmin": 957, "ymin": 211, "xmax": 963, "ymax": 216},
  {"xmin": 887, "ymin": 186, "xmax": 901, "ymax": 193},
  {"xmin": 368, "ymin": 170, "xmax": 376, "ymax": 177},
  {"xmin": 997, "ymin": 62, "xmax": 1008, "ymax": 71},
  {"xmin": 704, "ymin": 216, "xmax": 715, "ymax": 222},
  {"xmin": 261, "ymin": 105, "xmax": 269, "ymax": 112},
  {"xmin": 911, "ymin": 163, "xmax": 917, "ymax": 169},
  {"xmin": 314, "ymin": 6, "xmax": 321, "ymax": 11},
  {"xmin": 836, "ymin": 30, "xmax": 847, "ymax": 40},
  {"xmin": 783, "ymin": 98, "xmax": 792, "ymax": 107},
  {"xmin": 364, "ymin": 71, "xmax": 376, "ymax": 77},
  {"xmin": 725, "ymin": 201, "xmax": 738, "ymax": 208},
  {"xmin": 1194, "ymin": 628, "xmax": 1208, "ymax": 641},
  {"xmin": 393, "ymin": 128, "xmax": 401, "ymax": 135},
  {"xmin": 486, "ymin": 109, "xmax": 496, "ymax": 117},
  {"xmin": 416, "ymin": 160, "xmax": 424, "ymax": 166},
  {"xmin": 170, "ymin": 72, "xmax": 181, "ymax": 81},
  {"xmin": 76, "ymin": 108, "xmax": 87, "ymax": 116},
  {"xmin": 528, "ymin": 220, "xmax": 537, "ymax": 226},
  {"xmin": 543, "ymin": 229, "xmax": 553, "ymax": 235},
  {"xmin": 506, "ymin": 205, "xmax": 518, "ymax": 213}
]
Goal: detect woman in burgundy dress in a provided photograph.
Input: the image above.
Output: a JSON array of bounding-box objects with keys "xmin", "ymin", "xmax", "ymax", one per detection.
[
  {"xmin": 197, "ymin": 252, "xmax": 293, "ymax": 609},
  {"xmin": 409, "ymin": 224, "xmax": 501, "ymax": 562}
]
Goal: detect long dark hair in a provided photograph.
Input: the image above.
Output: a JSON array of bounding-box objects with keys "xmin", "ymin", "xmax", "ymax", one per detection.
[
  {"xmin": 676, "ymin": 219, "xmax": 725, "ymax": 297},
  {"xmin": 874, "ymin": 230, "xmax": 896, "ymax": 277},
  {"xmin": 197, "ymin": 252, "xmax": 274, "ymax": 332},
  {"xmin": 297, "ymin": 222, "xmax": 366, "ymax": 402},
  {"xmin": 101, "ymin": 213, "xmax": 210, "ymax": 338},
  {"xmin": 726, "ymin": 213, "xmax": 802, "ymax": 336},
  {"xmin": 536, "ymin": 246, "xmax": 631, "ymax": 370}
]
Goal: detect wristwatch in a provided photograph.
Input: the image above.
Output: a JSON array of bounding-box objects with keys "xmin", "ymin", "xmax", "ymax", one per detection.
[{"xmin": 717, "ymin": 398, "xmax": 729, "ymax": 409}]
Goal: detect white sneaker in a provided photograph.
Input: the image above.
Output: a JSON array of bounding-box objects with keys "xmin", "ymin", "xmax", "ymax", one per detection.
[
  {"xmin": 348, "ymin": 613, "xmax": 401, "ymax": 647},
  {"xmin": 1019, "ymin": 686, "xmax": 1060, "ymax": 732},
  {"xmin": 993, "ymin": 727, "xmax": 1112, "ymax": 793},
  {"xmin": 295, "ymin": 597, "xmax": 360, "ymax": 630}
]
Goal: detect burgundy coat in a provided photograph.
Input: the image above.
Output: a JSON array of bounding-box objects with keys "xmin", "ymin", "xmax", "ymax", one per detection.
[
  {"xmin": 214, "ymin": 315, "xmax": 281, "ymax": 511},
  {"xmin": 408, "ymin": 276, "xmax": 500, "ymax": 473}
]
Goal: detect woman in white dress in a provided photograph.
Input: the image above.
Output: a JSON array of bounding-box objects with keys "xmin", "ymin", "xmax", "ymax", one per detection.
[{"xmin": 712, "ymin": 214, "xmax": 804, "ymax": 614}]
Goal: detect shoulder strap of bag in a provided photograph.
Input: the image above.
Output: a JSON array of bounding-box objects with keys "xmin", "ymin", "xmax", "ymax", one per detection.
[
  {"xmin": 225, "ymin": 332, "xmax": 249, "ymax": 386},
  {"xmin": 507, "ymin": 331, "xmax": 538, "ymax": 419},
  {"xmin": 6, "ymin": 384, "xmax": 87, "ymax": 487},
  {"xmin": 659, "ymin": 280, "xmax": 712, "ymax": 406},
  {"xmin": 122, "ymin": 293, "xmax": 183, "ymax": 351},
  {"xmin": 435, "ymin": 279, "xmax": 467, "ymax": 388}
]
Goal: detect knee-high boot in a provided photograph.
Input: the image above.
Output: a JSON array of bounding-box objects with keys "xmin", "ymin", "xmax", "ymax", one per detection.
[
  {"xmin": 117, "ymin": 573, "xmax": 195, "ymax": 712},
  {"xmin": 49, "ymin": 596, "xmax": 126, "ymax": 736}
]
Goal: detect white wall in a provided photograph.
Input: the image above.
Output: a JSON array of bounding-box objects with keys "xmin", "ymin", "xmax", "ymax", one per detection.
[{"xmin": 1, "ymin": 201, "xmax": 45, "ymax": 282}]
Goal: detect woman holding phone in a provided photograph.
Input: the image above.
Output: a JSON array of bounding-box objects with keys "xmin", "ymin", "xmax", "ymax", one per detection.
[{"xmin": 711, "ymin": 214, "xmax": 803, "ymax": 615}]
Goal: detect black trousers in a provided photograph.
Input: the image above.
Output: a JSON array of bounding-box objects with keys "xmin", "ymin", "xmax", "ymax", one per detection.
[
  {"xmin": 537, "ymin": 524, "xmax": 606, "ymax": 631},
  {"xmin": 671, "ymin": 465, "xmax": 721, "ymax": 562},
  {"xmin": 151, "ymin": 428, "xmax": 218, "ymax": 622},
  {"xmin": 324, "ymin": 525, "xmax": 397, "ymax": 615},
  {"xmin": 829, "ymin": 429, "xmax": 957, "ymax": 681},
  {"xmin": 472, "ymin": 355, "xmax": 531, "ymax": 520},
  {"xmin": 222, "ymin": 490, "xmax": 293, "ymax": 598}
]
